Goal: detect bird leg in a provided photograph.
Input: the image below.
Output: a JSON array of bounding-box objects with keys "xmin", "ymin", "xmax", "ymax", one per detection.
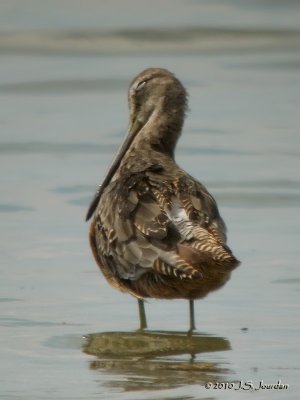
[
  {"xmin": 189, "ymin": 299, "xmax": 196, "ymax": 332},
  {"xmin": 137, "ymin": 298, "xmax": 147, "ymax": 330}
]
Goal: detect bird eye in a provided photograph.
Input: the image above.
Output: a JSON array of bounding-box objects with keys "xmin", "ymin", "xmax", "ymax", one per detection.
[{"xmin": 135, "ymin": 80, "xmax": 146, "ymax": 91}]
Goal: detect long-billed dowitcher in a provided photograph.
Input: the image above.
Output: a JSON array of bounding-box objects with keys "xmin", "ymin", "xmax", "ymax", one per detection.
[{"xmin": 86, "ymin": 68, "xmax": 239, "ymax": 331}]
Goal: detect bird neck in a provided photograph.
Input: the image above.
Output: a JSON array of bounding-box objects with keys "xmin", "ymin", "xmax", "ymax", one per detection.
[{"xmin": 132, "ymin": 105, "xmax": 185, "ymax": 159}]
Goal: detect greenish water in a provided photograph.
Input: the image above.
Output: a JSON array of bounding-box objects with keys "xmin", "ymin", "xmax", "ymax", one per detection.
[{"xmin": 1, "ymin": 1, "xmax": 300, "ymax": 399}]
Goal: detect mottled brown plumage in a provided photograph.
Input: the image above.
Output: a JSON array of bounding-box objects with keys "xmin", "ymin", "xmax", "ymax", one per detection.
[{"xmin": 87, "ymin": 68, "xmax": 239, "ymax": 330}]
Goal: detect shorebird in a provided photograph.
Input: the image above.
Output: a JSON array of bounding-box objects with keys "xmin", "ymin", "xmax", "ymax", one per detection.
[{"xmin": 86, "ymin": 68, "xmax": 239, "ymax": 331}]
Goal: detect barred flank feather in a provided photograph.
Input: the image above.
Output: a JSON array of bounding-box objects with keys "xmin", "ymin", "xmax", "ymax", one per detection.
[{"xmin": 153, "ymin": 257, "xmax": 202, "ymax": 280}]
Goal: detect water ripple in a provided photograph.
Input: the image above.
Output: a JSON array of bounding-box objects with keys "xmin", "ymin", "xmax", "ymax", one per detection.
[
  {"xmin": 0, "ymin": 204, "xmax": 34, "ymax": 213},
  {"xmin": 0, "ymin": 78, "xmax": 127, "ymax": 95},
  {"xmin": 0, "ymin": 141, "xmax": 118, "ymax": 155},
  {"xmin": 1, "ymin": 27, "xmax": 299, "ymax": 55}
]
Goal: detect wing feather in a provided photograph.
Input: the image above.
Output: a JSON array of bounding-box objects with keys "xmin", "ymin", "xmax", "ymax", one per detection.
[{"xmin": 94, "ymin": 170, "xmax": 238, "ymax": 283}]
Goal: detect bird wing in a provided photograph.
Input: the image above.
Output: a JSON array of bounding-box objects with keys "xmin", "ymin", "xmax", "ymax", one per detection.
[{"xmin": 96, "ymin": 170, "xmax": 238, "ymax": 281}]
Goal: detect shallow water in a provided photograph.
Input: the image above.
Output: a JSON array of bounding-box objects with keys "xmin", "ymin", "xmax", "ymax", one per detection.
[{"xmin": 1, "ymin": 1, "xmax": 300, "ymax": 399}]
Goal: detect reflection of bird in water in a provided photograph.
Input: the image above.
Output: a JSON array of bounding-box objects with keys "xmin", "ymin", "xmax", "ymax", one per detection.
[
  {"xmin": 86, "ymin": 68, "xmax": 239, "ymax": 331},
  {"xmin": 83, "ymin": 331, "xmax": 231, "ymax": 391}
]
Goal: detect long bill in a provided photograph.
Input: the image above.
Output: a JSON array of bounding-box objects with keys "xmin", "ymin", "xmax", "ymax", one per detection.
[{"xmin": 86, "ymin": 115, "xmax": 142, "ymax": 221}]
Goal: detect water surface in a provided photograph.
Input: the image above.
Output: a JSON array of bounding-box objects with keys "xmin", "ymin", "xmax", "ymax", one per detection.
[{"xmin": 0, "ymin": 1, "xmax": 300, "ymax": 399}]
